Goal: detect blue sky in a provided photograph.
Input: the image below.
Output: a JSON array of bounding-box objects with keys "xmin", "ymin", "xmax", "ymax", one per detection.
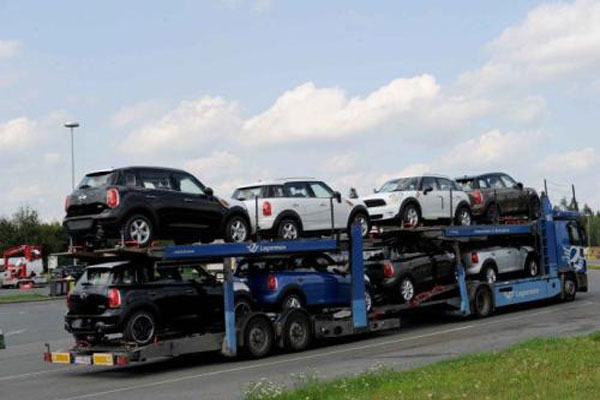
[{"xmin": 1, "ymin": 0, "xmax": 599, "ymax": 220}]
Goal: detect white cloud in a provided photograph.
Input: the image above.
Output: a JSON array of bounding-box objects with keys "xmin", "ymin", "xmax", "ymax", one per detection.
[
  {"xmin": 111, "ymin": 100, "xmax": 166, "ymax": 128},
  {"xmin": 120, "ymin": 97, "xmax": 241, "ymax": 155},
  {"xmin": 0, "ymin": 117, "xmax": 37, "ymax": 149},
  {"xmin": 242, "ymin": 75, "xmax": 441, "ymax": 144},
  {"xmin": 460, "ymin": 0, "xmax": 600, "ymax": 92},
  {"xmin": 184, "ymin": 151, "xmax": 241, "ymax": 178},
  {"xmin": 537, "ymin": 147, "xmax": 598, "ymax": 175},
  {"xmin": 507, "ymin": 96, "xmax": 546, "ymax": 123},
  {"xmin": 322, "ymin": 153, "xmax": 358, "ymax": 174},
  {"xmin": 0, "ymin": 40, "xmax": 20, "ymax": 60}
]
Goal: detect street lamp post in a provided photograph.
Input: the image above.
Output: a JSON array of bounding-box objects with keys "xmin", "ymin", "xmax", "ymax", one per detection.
[{"xmin": 64, "ymin": 122, "xmax": 80, "ymax": 190}]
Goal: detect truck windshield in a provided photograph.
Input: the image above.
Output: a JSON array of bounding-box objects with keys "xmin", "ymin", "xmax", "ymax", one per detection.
[
  {"xmin": 78, "ymin": 172, "xmax": 114, "ymax": 189},
  {"xmin": 378, "ymin": 177, "xmax": 418, "ymax": 192}
]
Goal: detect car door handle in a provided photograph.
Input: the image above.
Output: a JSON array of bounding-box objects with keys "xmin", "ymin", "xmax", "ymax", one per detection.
[
  {"xmin": 292, "ymin": 203, "xmax": 300, "ymax": 208},
  {"xmin": 145, "ymin": 195, "xmax": 156, "ymax": 199},
  {"xmin": 148, "ymin": 291, "xmax": 157, "ymax": 296},
  {"xmin": 320, "ymin": 203, "xmax": 328, "ymax": 207},
  {"xmin": 184, "ymin": 198, "xmax": 195, "ymax": 203},
  {"xmin": 185, "ymin": 289, "xmax": 195, "ymax": 294}
]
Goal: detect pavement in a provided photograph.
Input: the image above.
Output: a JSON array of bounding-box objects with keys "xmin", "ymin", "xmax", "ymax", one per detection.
[{"xmin": 1, "ymin": 271, "xmax": 599, "ymax": 400}]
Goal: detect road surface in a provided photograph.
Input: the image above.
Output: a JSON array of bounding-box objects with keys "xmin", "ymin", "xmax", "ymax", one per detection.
[{"xmin": 1, "ymin": 272, "xmax": 599, "ymax": 400}]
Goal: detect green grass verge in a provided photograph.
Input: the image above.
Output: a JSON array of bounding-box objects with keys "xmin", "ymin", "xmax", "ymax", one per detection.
[
  {"xmin": 245, "ymin": 332, "xmax": 600, "ymax": 400},
  {"xmin": 0, "ymin": 293, "xmax": 54, "ymax": 304}
]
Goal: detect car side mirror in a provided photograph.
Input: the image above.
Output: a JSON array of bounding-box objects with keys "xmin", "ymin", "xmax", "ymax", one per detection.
[
  {"xmin": 205, "ymin": 187, "xmax": 214, "ymax": 196},
  {"xmin": 333, "ymin": 191, "xmax": 342, "ymax": 203},
  {"xmin": 515, "ymin": 182, "xmax": 524, "ymax": 190},
  {"xmin": 423, "ymin": 187, "xmax": 433, "ymax": 195}
]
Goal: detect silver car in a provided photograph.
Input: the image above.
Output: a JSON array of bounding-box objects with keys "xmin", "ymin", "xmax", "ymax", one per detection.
[{"xmin": 464, "ymin": 246, "xmax": 539, "ymax": 283}]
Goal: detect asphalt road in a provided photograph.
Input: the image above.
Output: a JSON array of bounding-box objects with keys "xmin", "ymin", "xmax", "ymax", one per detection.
[{"xmin": 1, "ymin": 272, "xmax": 599, "ymax": 400}]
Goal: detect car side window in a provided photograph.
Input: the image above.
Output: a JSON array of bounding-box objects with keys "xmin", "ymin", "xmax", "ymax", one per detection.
[
  {"xmin": 500, "ymin": 174, "xmax": 517, "ymax": 187},
  {"xmin": 486, "ymin": 175, "xmax": 505, "ymax": 189},
  {"xmin": 436, "ymin": 178, "xmax": 454, "ymax": 191},
  {"xmin": 118, "ymin": 171, "xmax": 139, "ymax": 187},
  {"xmin": 173, "ymin": 174, "xmax": 205, "ymax": 195},
  {"xmin": 309, "ymin": 182, "xmax": 334, "ymax": 198},
  {"xmin": 284, "ymin": 182, "xmax": 311, "ymax": 198},
  {"xmin": 140, "ymin": 171, "xmax": 173, "ymax": 191},
  {"xmin": 478, "ymin": 178, "xmax": 489, "ymax": 189},
  {"xmin": 421, "ymin": 177, "xmax": 438, "ymax": 191},
  {"xmin": 266, "ymin": 185, "xmax": 285, "ymax": 198},
  {"xmin": 567, "ymin": 222, "xmax": 584, "ymax": 246},
  {"xmin": 111, "ymin": 267, "xmax": 136, "ymax": 285}
]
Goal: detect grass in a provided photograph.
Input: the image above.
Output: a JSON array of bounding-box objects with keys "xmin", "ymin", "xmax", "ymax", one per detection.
[
  {"xmin": 0, "ymin": 293, "xmax": 55, "ymax": 304},
  {"xmin": 244, "ymin": 332, "xmax": 600, "ymax": 400}
]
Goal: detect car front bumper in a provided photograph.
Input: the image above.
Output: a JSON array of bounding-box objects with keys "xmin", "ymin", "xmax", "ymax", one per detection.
[{"xmin": 366, "ymin": 204, "xmax": 400, "ymax": 223}]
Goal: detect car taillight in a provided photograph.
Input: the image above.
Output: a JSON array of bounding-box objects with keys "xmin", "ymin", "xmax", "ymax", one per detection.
[
  {"xmin": 107, "ymin": 288, "xmax": 121, "ymax": 308},
  {"xmin": 472, "ymin": 190, "xmax": 483, "ymax": 205},
  {"xmin": 471, "ymin": 252, "xmax": 479, "ymax": 264},
  {"xmin": 383, "ymin": 260, "xmax": 395, "ymax": 278},
  {"xmin": 67, "ymin": 293, "xmax": 73, "ymax": 310},
  {"xmin": 262, "ymin": 201, "xmax": 272, "ymax": 217},
  {"xmin": 65, "ymin": 196, "xmax": 72, "ymax": 212},
  {"xmin": 267, "ymin": 274, "xmax": 278, "ymax": 291},
  {"xmin": 106, "ymin": 188, "xmax": 120, "ymax": 208}
]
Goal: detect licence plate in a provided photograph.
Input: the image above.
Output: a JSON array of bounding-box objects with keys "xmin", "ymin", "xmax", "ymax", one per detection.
[
  {"xmin": 51, "ymin": 352, "xmax": 72, "ymax": 364},
  {"xmin": 74, "ymin": 355, "xmax": 92, "ymax": 365},
  {"xmin": 93, "ymin": 353, "xmax": 114, "ymax": 366}
]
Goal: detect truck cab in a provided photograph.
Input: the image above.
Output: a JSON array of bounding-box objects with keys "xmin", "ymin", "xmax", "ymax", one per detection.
[{"xmin": 552, "ymin": 211, "xmax": 588, "ymax": 292}]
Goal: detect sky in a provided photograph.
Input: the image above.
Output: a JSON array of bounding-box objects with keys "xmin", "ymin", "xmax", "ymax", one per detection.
[{"xmin": 0, "ymin": 0, "xmax": 599, "ymax": 221}]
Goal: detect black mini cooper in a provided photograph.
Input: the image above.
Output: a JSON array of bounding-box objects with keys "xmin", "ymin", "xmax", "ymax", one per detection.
[{"xmin": 64, "ymin": 166, "xmax": 252, "ymax": 246}]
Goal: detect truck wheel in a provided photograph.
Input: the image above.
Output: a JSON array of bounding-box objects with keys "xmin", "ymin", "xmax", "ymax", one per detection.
[
  {"xmin": 472, "ymin": 286, "xmax": 493, "ymax": 318},
  {"xmin": 243, "ymin": 316, "xmax": 273, "ymax": 358},
  {"xmin": 283, "ymin": 311, "xmax": 312, "ymax": 352},
  {"xmin": 562, "ymin": 274, "xmax": 577, "ymax": 302},
  {"xmin": 124, "ymin": 214, "xmax": 154, "ymax": 247},
  {"xmin": 277, "ymin": 219, "xmax": 300, "ymax": 240},
  {"xmin": 123, "ymin": 311, "xmax": 156, "ymax": 346},
  {"xmin": 224, "ymin": 216, "xmax": 250, "ymax": 243}
]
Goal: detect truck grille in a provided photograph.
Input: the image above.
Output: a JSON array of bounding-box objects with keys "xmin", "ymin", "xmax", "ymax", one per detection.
[{"xmin": 365, "ymin": 199, "xmax": 386, "ymax": 208}]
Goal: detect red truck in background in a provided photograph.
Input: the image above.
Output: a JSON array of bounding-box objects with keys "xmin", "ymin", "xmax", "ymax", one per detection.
[{"xmin": 0, "ymin": 245, "xmax": 44, "ymax": 288}]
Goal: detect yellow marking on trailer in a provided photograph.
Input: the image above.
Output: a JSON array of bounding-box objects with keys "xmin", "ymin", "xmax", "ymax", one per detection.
[
  {"xmin": 51, "ymin": 353, "xmax": 72, "ymax": 364},
  {"xmin": 92, "ymin": 353, "xmax": 114, "ymax": 366}
]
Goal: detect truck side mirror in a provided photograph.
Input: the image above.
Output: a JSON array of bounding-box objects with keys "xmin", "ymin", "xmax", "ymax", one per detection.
[{"xmin": 333, "ymin": 191, "xmax": 342, "ymax": 203}]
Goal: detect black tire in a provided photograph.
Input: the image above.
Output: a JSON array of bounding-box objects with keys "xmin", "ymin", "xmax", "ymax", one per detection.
[
  {"xmin": 454, "ymin": 206, "xmax": 472, "ymax": 226},
  {"xmin": 224, "ymin": 215, "xmax": 250, "ymax": 243},
  {"xmin": 472, "ymin": 286, "xmax": 493, "ymax": 318},
  {"xmin": 277, "ymin": 219, "xmax": 301, "ymax": 240},
  {"xmin": 485, "ymin": 203, "xmax": 500, "ymax": 224},
  {"xmin": 480, "ymin": 263, "xmax": 498, "ymax": 284},
  {"xmin": 281, "ymin": 292, "xmax": 304, "ymax": 311},
  {"xmin": 401, "ymin": 203, "xmax": 421, "ymax": 228},
  {"xmin": 243, "ymin": 316, "xmax": 274, "ymax": 358},
  {"xmin": 525, "ymin": 255, "xmax": 539, "ymax": 278},
  {"xmin": 399, "ymin": 276, "xmax": 416, "ymax": 303},
  {"xmin": 365, "ymin": 287, "xmax": 374, "ymax": 313},
  {"xmin": 562, "ymin": 274, "xmax": 577, "ymax": 302},
  {"xmin": 234, "ymin": 297, "xmax": 253, "ymax": 319},
  {"xmin": 529, "ymin": 196, "xmax": 541, "ymax": 219},
  {"xmin": 123, "ymin": 311, "xmax": 156, "ymax": 346},
  {"xmin": 349, "ymin": 212, "xmax": 371, "ymax": 238},
  {"xmin": 123, "ymin": 214, "xmax": 154, "ymax": 247},
  {"xmin": 283, "ymin": 311, "xmax": 312, "ymax": 352}
]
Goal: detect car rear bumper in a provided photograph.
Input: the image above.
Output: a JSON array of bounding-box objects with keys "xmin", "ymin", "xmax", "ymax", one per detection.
[
  {"xmin": 63, "ymin": 210, "xmax": 122, "ymax": 237},
  {"xmin": 65, "ymin": 312, "xmax": 122, "ymax": 335}
]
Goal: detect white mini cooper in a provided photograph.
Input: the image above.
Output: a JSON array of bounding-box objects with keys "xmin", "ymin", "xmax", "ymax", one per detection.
[{"xmin": 361, "ymin": 175, "xmax": 472, "ymax": 227}]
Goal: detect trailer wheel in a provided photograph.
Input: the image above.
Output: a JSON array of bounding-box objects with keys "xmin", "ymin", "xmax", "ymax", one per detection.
[
  {"xmin": 472, "ymin": 286, "xmax": 493, "ymax": 318},
  {"xmin": 562, "ymin": 274, "xmax": 577, "ymax": 302},
  {"xmin": 283, "ymin": 311, "xmax": 312, "ymax": 352},
  {"xmin": 243, "ymin": 316, "xmax": 274, "ymax": 359}
]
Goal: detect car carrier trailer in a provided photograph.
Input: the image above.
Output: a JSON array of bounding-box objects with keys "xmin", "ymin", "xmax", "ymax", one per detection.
[{"xmin": 44, "ymin": 193, "xmax": 587, "ymax": 366}]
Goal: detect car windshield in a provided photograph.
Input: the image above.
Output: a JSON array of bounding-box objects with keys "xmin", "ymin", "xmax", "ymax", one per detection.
[
  {"xmin": 233, "ymin": 187, "xmax": 261, "ymax": 200},
  {"xmin": 378, "ymin": 177, "xmax": 418, "ymax": 192},
  {"xmin": 78, "ymin": 172, "xmax": 113, "ymax": 190}
]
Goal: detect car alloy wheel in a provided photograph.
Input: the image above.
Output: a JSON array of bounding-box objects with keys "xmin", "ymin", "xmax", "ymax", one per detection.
[
  {"xmin": 457, "ymin": 208, "xmax": 471, "ymax": 226},
  {"xmin": 364, "ymin": 289, "xmax": 373, "ymax": 312},
  {"xmin": 527, "ymin": 259, "xmax": 539, "ymax": 277},
  {"xmin": 282, "ymin": 294, "xmax": 302, "ymax": 310},
  {"xmin": 403, "ymin": 207, "xmax": 419, "ymax": 228},
  {"xmin": 228, "ymin": 218, "xmax": 248, "ymax": 243},
  {"xmin": 400, "ymin": 278, "xmax": 415, "ymax": 302},
  {"xmin": 129, "ymin": 313, "xmax": 155, "ymax": 345},
  {"xmin": 129, "ymin": 218, "xmax": 151, "ymax": 245},
  {"xmin": 485, "ymin": 267, "xmax": 497, "ymax": 284},
  {"xmin": 353, "ymin": 214, "xmax": 370, "ymax": 237},
  {"xmin": 280, "ymin": 221, "xmax": 299, "ymax": 240}
]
